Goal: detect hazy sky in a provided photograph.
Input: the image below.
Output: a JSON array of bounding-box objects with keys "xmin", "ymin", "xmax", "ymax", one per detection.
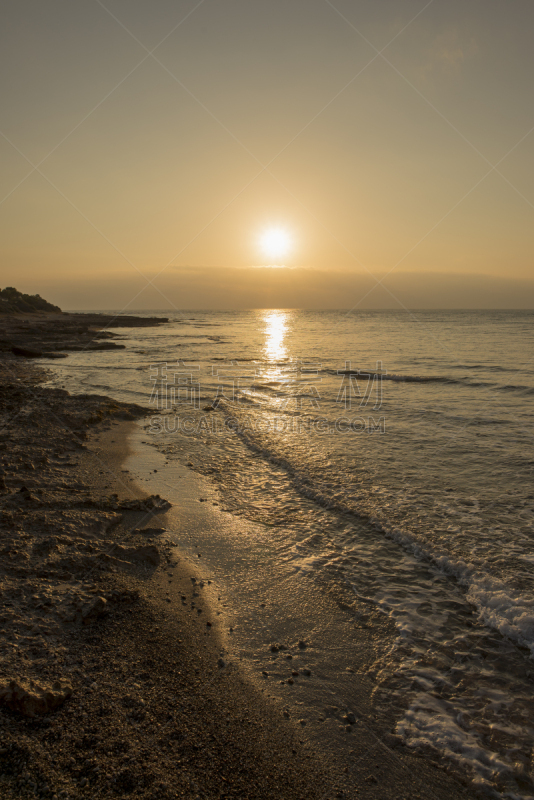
[{"xmin": 1, "ymin": 0, "xmax": 533, "ymax": 309}]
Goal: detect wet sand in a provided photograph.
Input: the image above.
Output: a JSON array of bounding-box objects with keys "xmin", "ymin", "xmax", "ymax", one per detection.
[
  {"xmin": 0, "ymin": 346, "xmax": 330, "ymax": 799},
  {"xmin": 122, "ymin": 422, "xmax": 481, "ymax": 800},
  {"xmin": 0, "ymin": 337, "xmax": 478, "ymax": 799}
]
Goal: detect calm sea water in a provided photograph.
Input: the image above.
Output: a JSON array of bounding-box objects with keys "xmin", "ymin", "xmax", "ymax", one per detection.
[{"xmin": 45, "ymin": 309, "xmax": 534, "ymax": 797}]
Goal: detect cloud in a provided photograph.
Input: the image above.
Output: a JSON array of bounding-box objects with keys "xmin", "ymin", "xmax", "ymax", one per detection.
[{"xmin": 24, "ymin": 267, "xmax": 534, "ymax": 311}]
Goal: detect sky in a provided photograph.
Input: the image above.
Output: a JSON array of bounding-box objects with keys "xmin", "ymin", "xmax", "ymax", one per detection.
[{"xmin": 1, "ymin": 0, "xmax": 533, "ymax": 310}]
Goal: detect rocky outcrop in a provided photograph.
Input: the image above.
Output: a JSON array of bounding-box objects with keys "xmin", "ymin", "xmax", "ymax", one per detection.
[
  {"xmin": 0, "ymin": 287, "xmax": 61, "ymax": 314},
  {"xmin": 0, "ymin": 678, "xmax": 72, "ymax": 716}
]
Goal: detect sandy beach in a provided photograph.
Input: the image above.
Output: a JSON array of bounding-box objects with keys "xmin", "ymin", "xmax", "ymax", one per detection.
[{"xmin": 0, "ymin": 313, "xmax": 478, "ymax": 799}]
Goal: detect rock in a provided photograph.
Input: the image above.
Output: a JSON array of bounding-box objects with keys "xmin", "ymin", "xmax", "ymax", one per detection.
[
  {"xmin": 383, "ymin": 733, "xmax": 402, "ymax": 748},
  {"xmin": 136, "ymin": 527, "xmax": 166, "ymax": 536},
  {"xmin": 298, "ymin": 640, "xmax": 307, "ymax": 649},
  {"xmin": 87, "ymin": 342, "xmax": 125, "ymax": 351},
  {"xmin": 11, "ymin": 346, "xmax": 66, "ymax": 359},
  {"xmin": 81, "ymin": 596, "xmax": 107, "ymax": 624},
  {"xmin": 217, "ymin": 658, "xmax": 226, "ymax": 668},
  {"xmin": 344, "ymin": 712, "xmax": 356, "ymax": 725},
  {"xmin": 0, "ymin": 678, "xmax": 72, "ymax": 716},
  {"xmin": 110, "ymin": 544, "xmax": 160, "ymax": 567},
  {"xmin": 119, "ymin": 495, "xmax": 171, "ymax": 513},
  {"xmin": 12, "ymin": 346, "xmax": 43, "ymax": 358}
]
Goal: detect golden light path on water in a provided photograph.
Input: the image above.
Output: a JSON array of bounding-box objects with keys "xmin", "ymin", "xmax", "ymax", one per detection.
[{"xmin": 263, "ymin": 310, "xmax": 288, "ymax": 362}]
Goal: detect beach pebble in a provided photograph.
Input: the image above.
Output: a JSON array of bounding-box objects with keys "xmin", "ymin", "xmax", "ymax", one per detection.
[{"xmin": 0, "ymin": 678, "xmax": 73, "ymax": 716}]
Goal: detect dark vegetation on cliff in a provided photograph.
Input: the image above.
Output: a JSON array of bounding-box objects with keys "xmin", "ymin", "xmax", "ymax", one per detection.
[{"xmin": 0, "ymin": 287, "xmax": 62, "ymax": 314}]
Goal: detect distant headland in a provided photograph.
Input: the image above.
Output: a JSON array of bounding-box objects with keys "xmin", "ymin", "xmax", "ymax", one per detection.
[{"xmin": 0, "ymin": 287, "xmax": 62, "ymax": 314}]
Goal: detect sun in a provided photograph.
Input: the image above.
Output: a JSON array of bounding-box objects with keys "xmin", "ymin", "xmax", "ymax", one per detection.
[{"xmin": 259, "ymin": 227, "xmax": 291, "ymax": 259}]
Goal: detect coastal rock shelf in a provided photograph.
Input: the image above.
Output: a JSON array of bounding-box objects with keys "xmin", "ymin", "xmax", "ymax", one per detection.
[{"xmin": 0, "ymin": 310, "xmax": 168, "ymax": 360}]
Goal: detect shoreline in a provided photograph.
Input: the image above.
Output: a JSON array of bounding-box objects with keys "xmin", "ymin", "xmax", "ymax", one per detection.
[
  {"xmin": 0, "ymin": 337, "xmax": 476, "ymax": 799},
  {"xmin": 123, "ymin": 420, "xmax": 480, "ymax": 800},
  {"xmin": 0, "ymin": 359, "xmax": 329, "ymax": 798}
]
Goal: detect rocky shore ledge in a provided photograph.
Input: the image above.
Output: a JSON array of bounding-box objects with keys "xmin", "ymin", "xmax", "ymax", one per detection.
[
  {"xmin": 0, "ymin": 343, "xmax": 332, "ymax": 799},
  {"xmin": 0, "ymin": 308, "xmax": 168, "ymax": 361}
]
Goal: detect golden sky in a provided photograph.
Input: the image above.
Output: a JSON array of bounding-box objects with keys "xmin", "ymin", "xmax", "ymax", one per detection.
[{"xmin": 1, "ymin": 0, "xmax": 533, "ymax": 309}]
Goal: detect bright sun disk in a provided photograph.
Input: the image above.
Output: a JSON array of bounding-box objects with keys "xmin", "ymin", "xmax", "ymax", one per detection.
[{"xmin": 260, "ymin": 228, "xmax": 291, "ymax": 259}]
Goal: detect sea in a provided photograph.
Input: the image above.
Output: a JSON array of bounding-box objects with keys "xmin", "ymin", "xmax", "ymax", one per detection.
[{"xmin": 43, "ymin": 309, "xmax": 534, "ymax": 798}]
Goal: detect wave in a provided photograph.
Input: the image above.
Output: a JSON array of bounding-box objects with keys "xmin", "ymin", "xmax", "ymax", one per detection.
[
  {"xmin": 214, "ymin": 402, "xmax": 534, "ymax": 658},
  {"xmin": 323, "ymin": 367, "xmax": 534, "ymax": 395},
  {"xmin": 496, "ymin": 384, "xmax": 534, "ymax": 394},
  {"xmin": 325, "ymin": 368, "xmax": 459, "ymax": 384},
  {"xmin": 450, "ymin": 364, "xmax": 525, "ymax": 373}
]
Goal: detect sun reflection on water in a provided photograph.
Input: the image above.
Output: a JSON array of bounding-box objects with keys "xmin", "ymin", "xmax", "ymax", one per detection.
[{"xmin": 263, "ymin": 310, "xmax": 288, "ymax": 362}]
